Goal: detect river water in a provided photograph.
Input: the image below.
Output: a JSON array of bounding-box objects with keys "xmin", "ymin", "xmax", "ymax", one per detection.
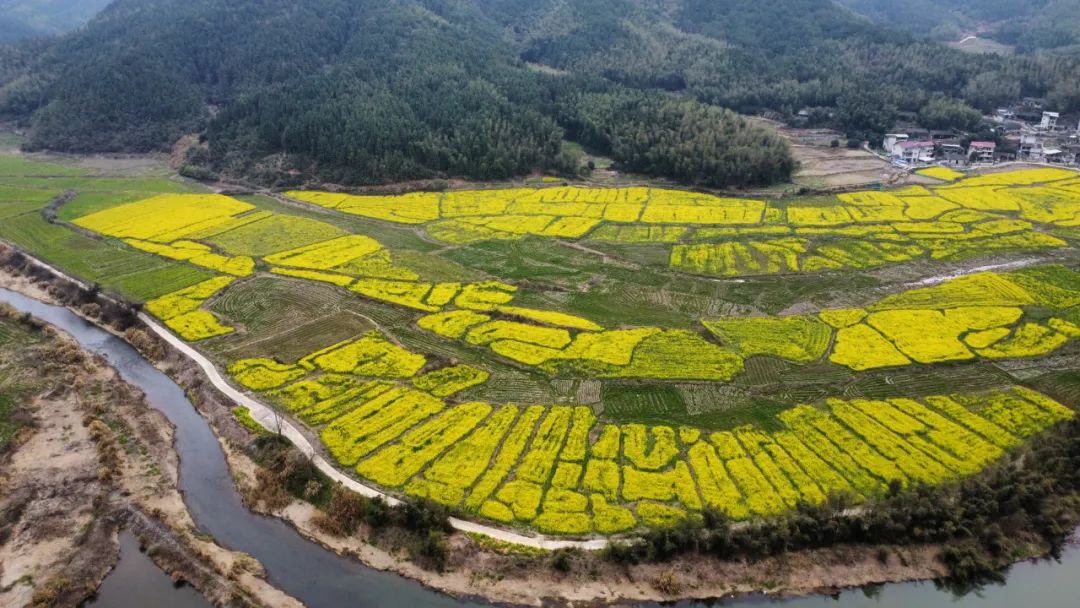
[
  {"xmin": 3, "ymin": 287, "xmax": 1075, "ymax": 608},
  {"xmin": 86, "ymin": 531, "xmax": 212, "ymax": 608}
]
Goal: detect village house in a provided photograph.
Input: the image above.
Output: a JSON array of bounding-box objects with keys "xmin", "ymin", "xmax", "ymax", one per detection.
[
  {"xmin": 969, "ymin": 141, "xmax": 996, "ymax": 163},
  {"xmin": 1019, "ymin": 133, "xmax": 1043, "ymax": 161},
  {"xmin": 892, "ymin": 140, "xmax": 935, "ymax": 164},
  {"xmin": 1043, "ymin": 147, "xmax": 1065, "ymax": 163},
  {"xmin": 939, "ymin": 143, "xmax": 966, "ymax": 167}
]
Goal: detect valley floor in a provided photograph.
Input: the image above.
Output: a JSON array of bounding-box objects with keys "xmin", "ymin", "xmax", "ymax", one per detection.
[
  {"xmin": 1, "ymin": 145, "xmax": 1079, "ymax": 606},
  {"xmin": 0, "ymin": 264, "xmax": 999, "ymax": 608}
]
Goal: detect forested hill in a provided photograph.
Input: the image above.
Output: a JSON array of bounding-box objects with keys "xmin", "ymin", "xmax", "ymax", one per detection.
[
  {"xmin": 0, "ymin": 0, "xmax": 1078, "ymax": 188},
  {"xmin": 0, "ymin": 0, "xmax": 113, "ymax": 42},
  {"xmin": 0, "ymin": 0, "xmax": 795, "ymax": 187},
  {"xmin": 834, "ymin": 0, "xmax": 1080, "ymax": 55}
]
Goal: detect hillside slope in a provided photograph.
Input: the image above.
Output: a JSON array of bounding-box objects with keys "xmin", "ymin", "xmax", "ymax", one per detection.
[
  {"xmin": 0, "ymin": 0, "xmax": 1077, "ymax": 187},
  {"xmin": 834, "ymin": 0, "xmax": 1080, "ymax": 55},
  {"xmin": 2, "ymin": 0, "xmax": 797, "ymax": 187}
]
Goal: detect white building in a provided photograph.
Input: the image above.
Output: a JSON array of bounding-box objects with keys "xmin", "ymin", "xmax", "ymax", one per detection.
[
  {"xmin": 892, "ymin": 140, "xmax": 935, "ymax": 164},
  {"xmin": 968, "ymin": 141, "xmax": 996, "ymax": 163},
  {"xmin": 1039, "ymin": 111, "xmax": 1059, "ymax": 131},
  {"xmin": 883, "ymin": 134, "xmax": 909, "ymax": 156},
  {"xmin": 1020, "ymin": 134, "xmax": 1043, "ymax": 160}
]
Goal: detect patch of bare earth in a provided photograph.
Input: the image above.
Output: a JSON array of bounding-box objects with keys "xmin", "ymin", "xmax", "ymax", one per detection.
[{"xmin": 0, "ymin": 302, "xmax": 298, "ymax": 607}]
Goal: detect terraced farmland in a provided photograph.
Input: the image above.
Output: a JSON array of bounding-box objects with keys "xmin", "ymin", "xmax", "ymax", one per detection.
[{"xmin": 3, "ymin": 157, "xmax": 1079, "ymax": 538}]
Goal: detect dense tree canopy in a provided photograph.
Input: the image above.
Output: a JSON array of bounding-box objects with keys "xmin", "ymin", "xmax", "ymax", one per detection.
[
  {"xmin": 835, "ymin": 0, "xmax": 1080, "ymax": 55},
  {"xmin": 1, "ymin": 0, "xmax": 1077, "ymax": 187},
  {"xmin": 918, "ymin": 97, "xmax": 983, "ymax": 132}
]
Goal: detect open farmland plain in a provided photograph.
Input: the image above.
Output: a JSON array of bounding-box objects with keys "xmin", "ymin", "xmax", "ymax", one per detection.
[{"xmin": 3, "ymin": 152, "xmax": 1080, "ymax": 538}]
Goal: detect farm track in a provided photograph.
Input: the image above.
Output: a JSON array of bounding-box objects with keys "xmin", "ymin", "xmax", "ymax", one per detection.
[
  {"xmin": 141, "ymin": 311, "xmax": 611, "ymax": 550},
  {"xmin": 3, "ymin": 243, "xmax": 612, "ymax": 550},
  {"xmin": 13, "ymin": 245, "xmax": 885, "ymax": 552}
]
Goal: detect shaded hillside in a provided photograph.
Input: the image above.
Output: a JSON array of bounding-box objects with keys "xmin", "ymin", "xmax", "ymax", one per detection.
[
  {"xmin": 835, "ymin": 0, "xmax": 1080, "ymax": 55},
  {"xmin": 1, "ymin": 0, "xmax": 796, "ymax": 187},
  {"xmin": 479, "ymin": 0, "xmax": 1080, "ymax": 117},
  {"xmin": 1, "ymin": 0, "xmax": 1078, "ymax": 186}
]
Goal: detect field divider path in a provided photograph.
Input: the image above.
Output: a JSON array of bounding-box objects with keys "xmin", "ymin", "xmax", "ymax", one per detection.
[
  {"xmin": 2, "ymin": 240, "xmax": 611, "ymax": 550},
  {"xmin": 140, "ymin": 312, "xmax": 611, "ymax": 550}
]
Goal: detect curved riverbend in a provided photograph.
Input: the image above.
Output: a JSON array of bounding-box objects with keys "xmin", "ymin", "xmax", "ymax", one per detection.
[
  {"xmin": 0, "ymin": 287, "xmax": 482, "ymax": 608},
  {"xmin": 5, "ymin": 286, "xmax": 1079, "ymax": 608},
  {"xmin": 25, "ymin": 246, "xmax": 606, "ymax": 551}
]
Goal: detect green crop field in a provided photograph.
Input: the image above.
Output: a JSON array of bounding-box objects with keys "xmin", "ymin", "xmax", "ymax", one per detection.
[{"xmin": 2, "ymin": 150, "xmax": 1079, "ymax": 538}]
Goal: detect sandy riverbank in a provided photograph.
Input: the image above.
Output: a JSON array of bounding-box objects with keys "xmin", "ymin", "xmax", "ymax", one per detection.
[{"xmin": 0, "ymin": 273, "xmax": 299, "ymax": 608}]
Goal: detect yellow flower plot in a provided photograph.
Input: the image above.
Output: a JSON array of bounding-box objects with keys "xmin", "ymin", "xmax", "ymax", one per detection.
[
  {"xmin": 466, "ymin": 320, "xmax": 573, "ymax": 349},
  {"xmin": 139, "ymin": 246, "xmax": 253, "ymax": 278},
  {"xmin": 74, "ymin": 194, "xmax": 255, "ymax": 242},
  {"xmin": 596, "ymin": 330, "xmax": 745, "ymax": 381},
  {"xmin": 937, "ymin": 168, "xmax": 1075, "ymax": 188},
  {"xmin": 351, "ymin": 279, "xmax": 438, "ymax": 311},
  {"xmin": 229, "ymin": 359, "xmax": 308, "ymax": 390},
  {"xmin": 822, "ymin": 269, "xmax": 1080, "ymax": 370},
  {"xmin": 144, "ymin": 276, "xmax": 236, "ymax": 341},
  {"xmin": 411, "ymin": 365, "xmax": 490, "ymax": 397},
  {"xmin": 63, "ymin": 174, "xmax": 1080, "ymax": 539},
  {"xmin": 123, "ymin": 240, "xmax": 255, "ymax": 277},
  {"xmin": 144, "ymin": 276, "xmax": 236, "ymax": 320},
  {"xmin": 702, "ymin": 315, "xmax": 831, "ymax": 362},
  {"xmin": 301, "ymin": 333, "xmax": 427, "ymax": 378},
  {"xmin": 975, "ymin": 323, "xmax": 1071, "ymax": 359},
  {"xmin": 228, "ymin": 310, "xmax": 1074, "ymax": 536},
  {"xmin": 640, "ymin": 192, "xmax": 765, "ymax": 225},
  {"xmin": 830, "ymin": 324, "xmax": 912, "ymax": 370},
  {"xmin": 207, "ymin": 214, "xmax": 347, "ymax": 257},
  {"xmin": 269, "ymin": 267, "xmax": 355, "ymax": 287},
  {"xmin": 286, "ymin": 190, "xmax": 441, "ymax": 224},
  {"xmin": 162, "ymin": 310, "xmax": 235, "ymax": 341},
  {"xmin": 418, "ymin": 310, "xmax": 492, "ymax": 338},
  {"xmin": 819, "ymin": 308, "xmax": 867, "ymax": 328},
  {"xmin": 405, "ymin": 267, "xmax": 1080, "ymax": 381},
  {"xmin": 264, "ymin": 235, "xmax": 384, "ymax": 270},
  {"xmin": 496, "ymin": 306, "xmax": 603, "ymax": 331},
  {"xmin": 70, "ymin": 170, "xmax": 1079, "ymax": 293}
]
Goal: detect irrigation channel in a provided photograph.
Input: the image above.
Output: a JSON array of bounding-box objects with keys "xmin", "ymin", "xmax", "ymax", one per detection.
[{"xmin": 2, "ymin": 286, "xmax": 1077, "ymax": 608}]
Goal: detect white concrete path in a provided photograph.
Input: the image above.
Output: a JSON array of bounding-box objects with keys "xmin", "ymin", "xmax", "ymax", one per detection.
[
  {"xmin": 8, "ymin": 247, "xmax": 609, "ymax": 550},
  {"xmin": 139, "ymin": 313, "xmax": 610, "ymax": 551}
]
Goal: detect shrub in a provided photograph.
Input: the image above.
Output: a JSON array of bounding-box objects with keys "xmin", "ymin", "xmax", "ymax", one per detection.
[
  {"xmin": 549, "ymin": 548, "xmax": 577, "ymax": 572},
  {"xmin": 414, "ymin": 530, "xmax": 449, "ymax": 572}
]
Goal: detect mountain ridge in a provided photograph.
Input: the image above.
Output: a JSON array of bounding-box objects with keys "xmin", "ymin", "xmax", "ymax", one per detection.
[{"xmin": 1, "ymin": 0, "xmax": 1077, "ymax": 187}]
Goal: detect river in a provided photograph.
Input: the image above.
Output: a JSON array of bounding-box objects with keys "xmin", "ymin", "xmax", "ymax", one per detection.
[{"xmin": 2, "ymin": 286, "xmax": 1075, "ymax": 608}]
